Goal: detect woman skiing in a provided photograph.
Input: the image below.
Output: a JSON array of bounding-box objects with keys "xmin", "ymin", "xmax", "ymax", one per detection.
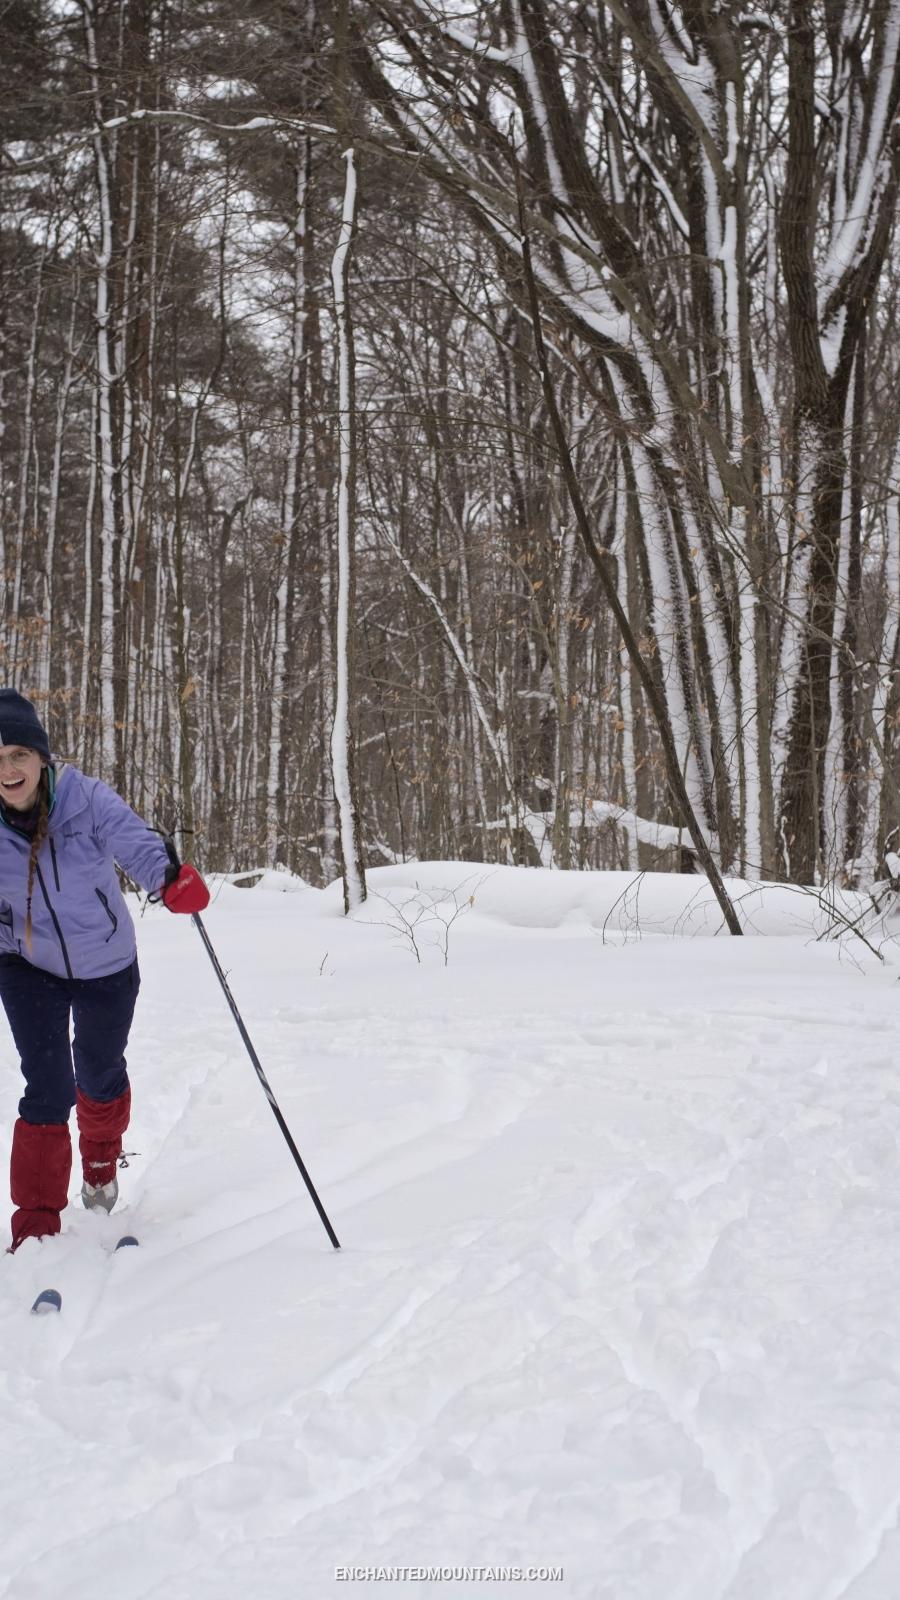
[{"xmin": 0, "ymin": 689, "xmax": 209, "ymax": 1250}]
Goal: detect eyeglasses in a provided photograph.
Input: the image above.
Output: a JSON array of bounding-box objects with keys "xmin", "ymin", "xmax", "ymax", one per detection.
[{"xmin": 0, "ymin": 749, "xmax": 39, "ymax": 771}]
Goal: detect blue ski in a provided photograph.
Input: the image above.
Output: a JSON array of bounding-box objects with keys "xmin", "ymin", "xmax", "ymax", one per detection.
[
  {"xmin": 31, "ymin": 1288, "xmax": 62, "ymax": 1315},
  {"xmin": 30, "ymin": 1237, "xmax": 138, "ymax": 1313}
]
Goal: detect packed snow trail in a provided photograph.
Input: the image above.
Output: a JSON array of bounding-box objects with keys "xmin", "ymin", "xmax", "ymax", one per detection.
[{"xmin": 2, "ymin": 867, "xmax": 900, "ymax": 1598}]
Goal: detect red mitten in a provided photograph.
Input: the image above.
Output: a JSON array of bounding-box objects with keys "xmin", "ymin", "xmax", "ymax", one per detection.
[{"xmin": 162, "ymin": 863, "xmax": 210, "ymax": 914}]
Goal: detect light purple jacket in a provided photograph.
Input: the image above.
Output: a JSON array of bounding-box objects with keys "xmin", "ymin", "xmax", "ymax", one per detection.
[{"xmin": 0, "ymin": 766, "xmax": 171, "ymax": 980}]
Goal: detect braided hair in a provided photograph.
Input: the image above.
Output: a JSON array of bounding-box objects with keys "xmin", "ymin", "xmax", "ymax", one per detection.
[{"xmin": 24, "ymin": 769, "xmax": 51, "ymax": 954}]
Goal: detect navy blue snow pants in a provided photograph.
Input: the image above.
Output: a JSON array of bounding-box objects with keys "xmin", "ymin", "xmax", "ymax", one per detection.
[{"xmin": 0, "ymin": 952, "xmax": 140, "ymax": 1125}]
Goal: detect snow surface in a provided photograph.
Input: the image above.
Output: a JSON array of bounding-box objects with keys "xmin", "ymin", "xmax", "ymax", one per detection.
[{"xmin": 3, "ymin": 864, "xmax": 900, "ymax": 1599}]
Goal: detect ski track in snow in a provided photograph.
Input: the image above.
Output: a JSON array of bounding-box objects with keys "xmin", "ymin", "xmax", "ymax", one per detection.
[{"xmin": 2, "ymin": 874, "xmax": 900, "ymax": 1597}]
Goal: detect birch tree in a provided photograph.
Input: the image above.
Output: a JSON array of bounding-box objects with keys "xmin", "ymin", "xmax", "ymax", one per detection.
[{"xmin": 352, "ymin": 0, "xmax": 900, "ymax": 882}]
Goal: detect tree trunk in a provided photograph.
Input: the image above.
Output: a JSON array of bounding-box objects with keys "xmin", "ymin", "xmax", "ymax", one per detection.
[{"xmin": 329, "ymin": 144, "xmax": 366, "ymax": 912}]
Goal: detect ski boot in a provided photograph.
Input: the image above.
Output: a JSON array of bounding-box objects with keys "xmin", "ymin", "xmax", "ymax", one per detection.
[{"xmin": 81, "ymin": 1176, "xmax": 119, "ymax": 1213}]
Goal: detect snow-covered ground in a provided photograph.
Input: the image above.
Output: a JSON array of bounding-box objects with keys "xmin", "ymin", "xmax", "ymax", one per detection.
[{"xmin": 3, "ymin": 863, "xmax": 900, "ymax": 1600}]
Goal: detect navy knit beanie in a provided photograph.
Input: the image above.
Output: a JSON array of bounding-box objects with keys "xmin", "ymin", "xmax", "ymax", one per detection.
[{"xmin": 0, "ymin": 690, "xmax": 52, "ymax": 761}]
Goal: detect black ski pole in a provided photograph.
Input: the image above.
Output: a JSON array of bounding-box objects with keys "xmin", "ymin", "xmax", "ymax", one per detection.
[{"xmin": 164, "ymin": 841, "xmax": 340, "ymax": 1250}]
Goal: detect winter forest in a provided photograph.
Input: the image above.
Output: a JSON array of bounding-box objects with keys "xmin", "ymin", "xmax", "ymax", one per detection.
[{"xmin": 3, "ymin": 0, "xmax": 900, "ymax": 896}]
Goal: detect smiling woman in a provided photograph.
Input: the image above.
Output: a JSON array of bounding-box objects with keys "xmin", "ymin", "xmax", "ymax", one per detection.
[
  {"xmin": 0, "ymin": 689, "xmax": 211, "ymax": 1251},
  {"xmin": 0, "ymin": 746, "xmax": 43, "ymax": 813}
]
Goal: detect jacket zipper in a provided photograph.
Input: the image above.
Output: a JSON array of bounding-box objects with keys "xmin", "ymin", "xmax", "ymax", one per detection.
[
  {"xmin": 49, "ymin": 837, "xmax": 61, "ymax": 892},
  {"xmin": 94, "ymin": 888, "xmax": 118, "ymax": 941},
  {"xmin": 34, "ymin": 860, "xmax": 75, "ymax": 979}
]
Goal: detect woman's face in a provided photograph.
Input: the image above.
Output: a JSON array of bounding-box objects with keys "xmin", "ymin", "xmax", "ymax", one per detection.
[{"xmin": 0, "ymin": 746, "xmax": 43, "ymax": 812}]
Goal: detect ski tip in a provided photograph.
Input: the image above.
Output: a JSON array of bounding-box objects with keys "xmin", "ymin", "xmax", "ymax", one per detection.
[
  {"xmin": 31, "ymin": 1288, "xmax": 62, "ymax": 1315},
  {"xmin": 115, "ymin": 1235, "xmax": 139, "ymax": 1250}
]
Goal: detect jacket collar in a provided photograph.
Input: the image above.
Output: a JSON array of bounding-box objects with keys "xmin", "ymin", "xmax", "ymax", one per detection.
[{"xmin": 47, "ymin": 765, "xmax": 90, "ymax": 827}]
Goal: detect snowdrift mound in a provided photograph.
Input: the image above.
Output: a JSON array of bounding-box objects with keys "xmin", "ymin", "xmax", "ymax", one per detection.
[{"xmin": 328, "ymin": 862, "xmax": 900, "ymax": 945}]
